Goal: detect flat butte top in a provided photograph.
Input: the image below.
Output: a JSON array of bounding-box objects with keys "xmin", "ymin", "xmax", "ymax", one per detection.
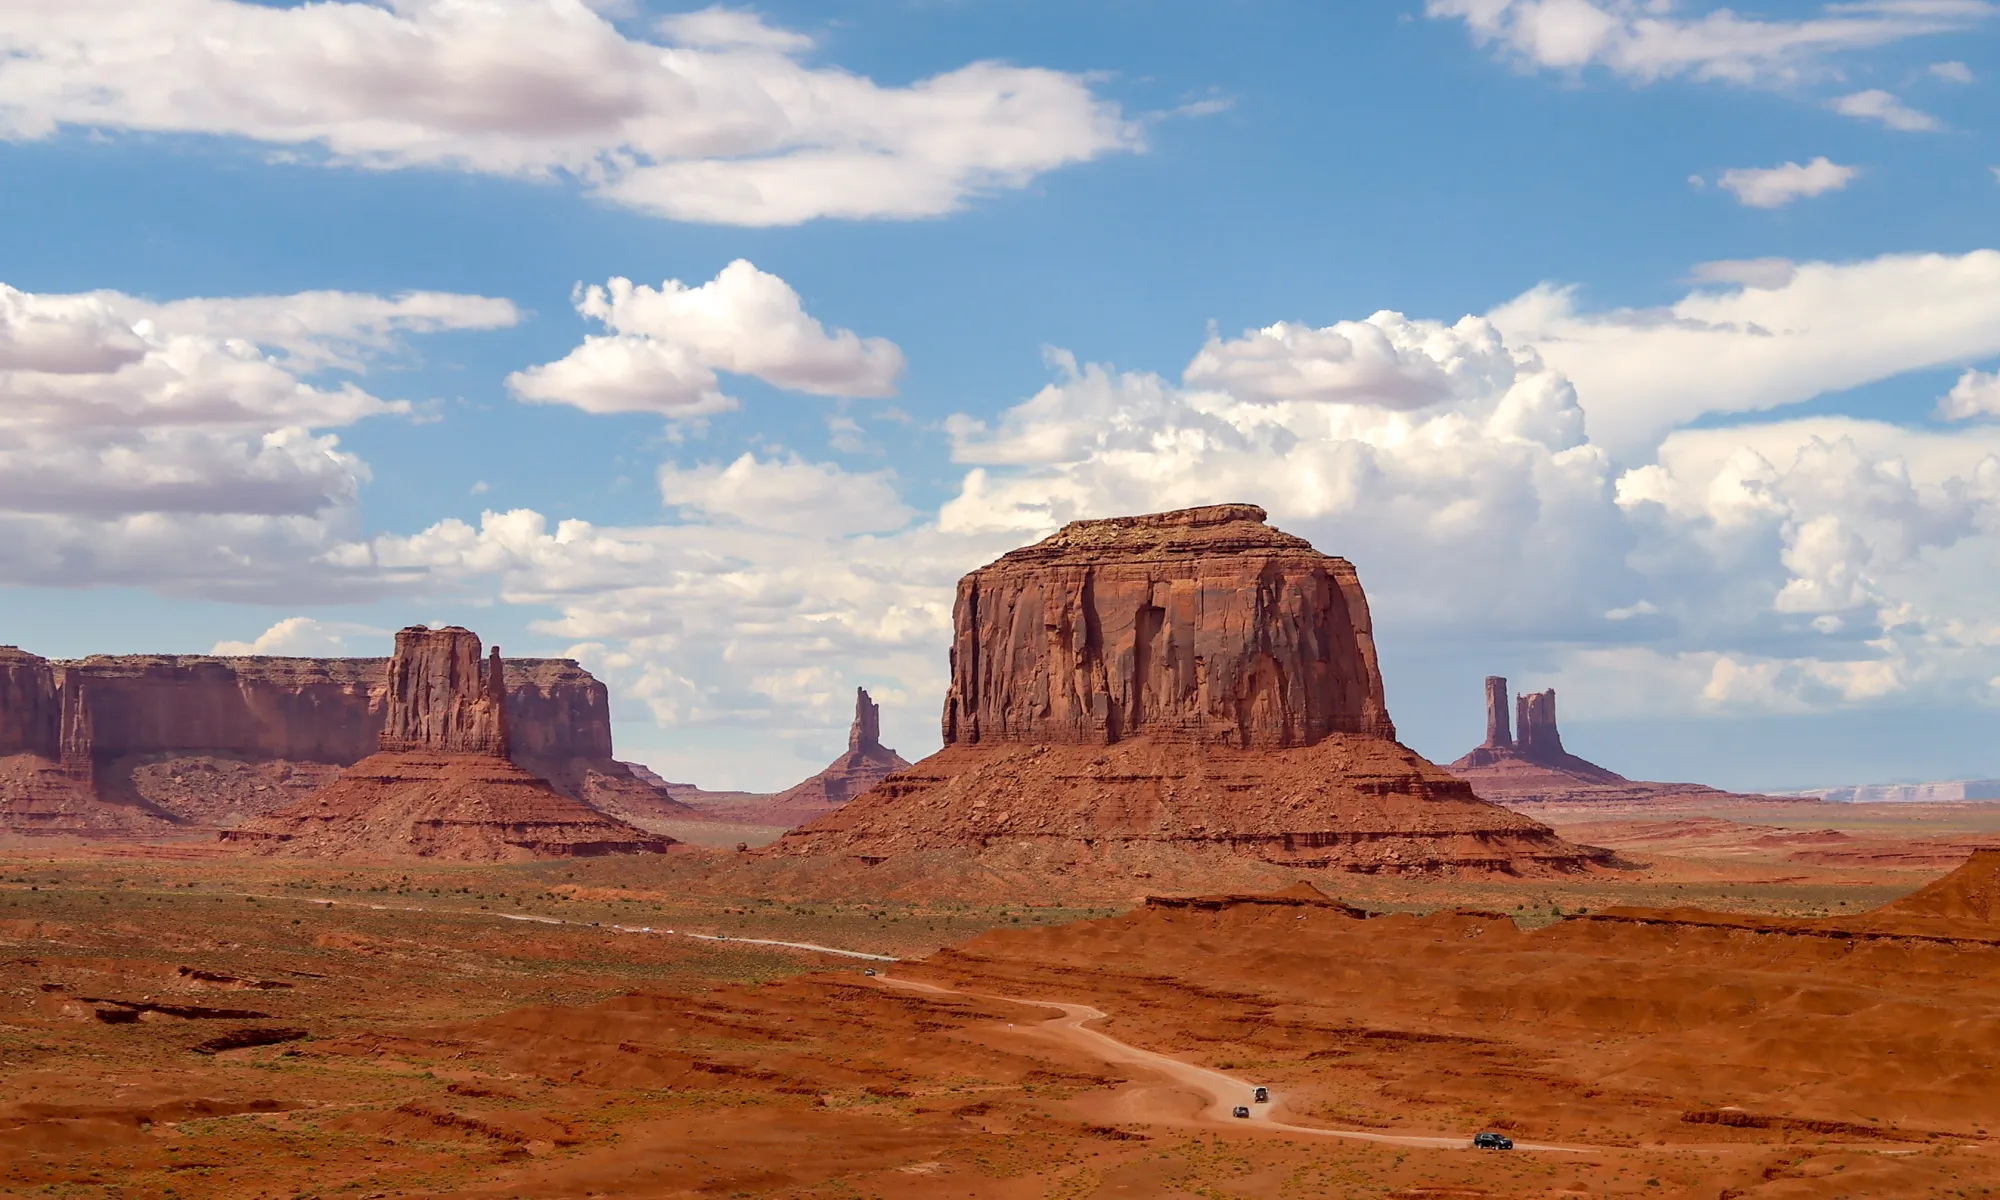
[
  {"xmin": 985, "ymin": 504, "xmax": 1326, "ymax": 568},
  {"xmin": 47, "ymin": 656, "xmax": 595, "ymax": 687}
]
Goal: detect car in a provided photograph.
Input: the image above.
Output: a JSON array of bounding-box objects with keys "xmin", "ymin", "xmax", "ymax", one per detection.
[
  {"xmin": 1473, "ymin": 1132, "xmax": 1514, "ymax": 1150},
  {"xmin": 1231, "ymin": 1106, "xmax": 1251, "ymax": 1119},
  {"xmin": 864, "ymin": 968, "xmax": 877, "ymax": 977},
  {"xmin": 1252, "ymin": 1086, "xmax": 1270, "ymax": 1103}
]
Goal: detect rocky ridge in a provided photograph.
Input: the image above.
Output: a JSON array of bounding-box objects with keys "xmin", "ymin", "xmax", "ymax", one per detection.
[
  {"xmin": 772, "ymin": 505, "xmax": 1607, "ymax": 878},
  {"xmin": 222, "ymin": 627, "xmax": 670, "ymax": 860},
  {"xmin": 0, "ymin": 643, "xmax": 688, "ymax": 837}
]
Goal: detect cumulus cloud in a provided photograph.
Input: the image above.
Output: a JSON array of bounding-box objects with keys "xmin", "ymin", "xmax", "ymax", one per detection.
[
  {"xmin": 212, "ymin": 616, "xmax": 391, "ymax": 656},
  {"xmin": 1490, "ymin": 249, "xmax": 2000, "ymax": 454},
  {"xmin": 1931, "ymin": 60, "xmax": 1975, "ymax": 83},
  {"xmin": 659, "ymin": 453, "xmax": 915, "ymax": 537},
  {"xmin": 1939, "ymin": 368, "xmax": 2000, "ymax": 420},
  {"xmin": 0, "ymin": 280, "xmax": 516, "ymax": 596},
  {"xmin": 1427, "ymin": 0, "xmax": 1992, "ymax": 84},
  {"xmin": 507, "ymin": 261, "xmax": 905, "ymax": 417},
  {"xmin": 1717, "ymin": 157, "xmax": 1856, "ymax": 208},
  {"xmin": 1833, "ymin": 88, "xmax": 1941, "ymax": 130},
  {"xmin": 0, "ymin": 1, "xmax": 1138, "ymax": 226},
  {"xmin": 327, "ymin": 272, "xmax": 2000, "ymax": 768}
]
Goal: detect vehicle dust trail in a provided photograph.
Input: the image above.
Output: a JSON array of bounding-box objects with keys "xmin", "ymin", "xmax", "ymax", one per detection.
[{"xmin": 877, "ymin": 975, "xmax": 1592, "ymax": 1154}]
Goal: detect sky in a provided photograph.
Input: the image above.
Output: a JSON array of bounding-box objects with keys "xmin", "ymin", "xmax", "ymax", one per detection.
[{"xmin": 1, "ymin": 0, "xmax": 1998, "ymax": 793}]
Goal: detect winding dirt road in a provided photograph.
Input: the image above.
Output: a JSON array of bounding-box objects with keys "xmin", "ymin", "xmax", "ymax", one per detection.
[{"xmin": 877, "ymin": 974, "xmax": 1590, "ymax": 1154}]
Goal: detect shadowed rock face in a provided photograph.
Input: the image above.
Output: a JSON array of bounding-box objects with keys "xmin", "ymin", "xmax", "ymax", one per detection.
[
  {"xmin": 942, "ymin": 504, "xmax": 1395, "ymax": 751},
  {"xmin": 775, "ymin": 505, "xmax": 1606, "ymax": 878},
  {"xmin": 0, "ymin": 648, "xmax": 59, "ymax": 759}
]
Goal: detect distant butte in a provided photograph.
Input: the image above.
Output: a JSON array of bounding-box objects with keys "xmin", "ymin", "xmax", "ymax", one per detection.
[
  {"xmin": 1447, "ymin": 675, "xmax": 1800, "ymax": 811},
  {"xmin": 222, "ymin": 627, "xmax": 670, "ymax": 861},
  {"xmin": 769, "ymin": 505, "xmax": 1608, "ymax": 878}
]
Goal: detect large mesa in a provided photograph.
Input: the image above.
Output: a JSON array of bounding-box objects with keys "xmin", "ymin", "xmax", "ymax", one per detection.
[
  {"xmin": 221, "ymin": 627, "xmax": 669, "ymax": 860},
  {"xmin": 769, "ymin": 505, "xmax": 1606, "ymax": 880}
]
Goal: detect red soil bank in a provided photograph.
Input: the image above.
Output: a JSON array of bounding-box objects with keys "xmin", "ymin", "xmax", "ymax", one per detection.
[
  {"xmin": 221, "ymin": 627, "xmax": 668, "ymax": 861},
  {"xmin": 773, "ymin": 506, "xmax": 1605, "ymax": 876}
]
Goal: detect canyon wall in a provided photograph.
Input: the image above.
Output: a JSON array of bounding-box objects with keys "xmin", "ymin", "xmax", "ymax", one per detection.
[{"xmin": 941, "ymin": 504, "xmax": 1395, "ymax": 751}]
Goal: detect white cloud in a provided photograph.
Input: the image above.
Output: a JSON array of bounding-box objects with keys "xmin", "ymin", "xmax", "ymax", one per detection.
[
  {"xmin": 1939, "ymin": 368, "xmax": 2000, "ymax": 420},
  {"xmin": 1181, "ymin": 315, "xmax": 1496, "ymax": 409},
  {"xmin": 1931, "ymin": 59, "xmax": 1975, "ymax": 82},
  {"xmin": 1687, "ymin": 257, "xmax": 1798, "ymax": 289},
  {"xmin": 1490, "ymin": 250, "xmax": 2000, "ymax": 454},
  {"xmin": 0, "ymin": 1, "xmax": 1138, "ymax": 226},
  {"xmin": 658, "ymin": 453, "xmax": 915, "ymax": 536},
  {"xmin": 507, "ymin": 260, "xmax": 905, "ymax": 417},
  {"xmin": 0, "ymin": 280, "xmax": 515, "ymax": 596},
  {"xmin": 1427, "ymin": 0, "xmax": 1993, "ymax": 84},
  {"xmin": 332, "ymin": 274, "xmax": 2000, "ymax": 767},
  {"xmin": 1717, "ymin": 157, "xmax": 1857, "ymax": 208},
  {"xmin": 1833, "ymin": 88, "xmax": 1941, "ymax": 130},
  {"xmin": 212, "ymin": 616, "xmax": 391, "ymax": 656}
]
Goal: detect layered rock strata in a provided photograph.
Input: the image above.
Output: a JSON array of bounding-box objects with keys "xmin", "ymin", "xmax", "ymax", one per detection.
[
  {"xmin": 0, "ymin": 644, "xmax": 687, "ymax": 835},
  {"xmin": 773, "ymin": 506, "xmax": 1605, "ymax": 876},
  {"xmin": 1448, "ymin": 677, "xmax": 1789, "ymax": 810},
  {"xmin": 224, "ymin": 627, "xmax": 669, "ymax": 860}
]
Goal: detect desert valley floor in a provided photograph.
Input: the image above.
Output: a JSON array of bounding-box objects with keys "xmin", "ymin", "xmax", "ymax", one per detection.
[{"xmin": 6, "ymin": 797, "xmax": 2000, "ymax": 1200}]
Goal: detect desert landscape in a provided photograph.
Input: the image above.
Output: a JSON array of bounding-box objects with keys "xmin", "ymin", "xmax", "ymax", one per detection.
[{"xmin": 5, "ymin": 505, "xmax": 1999, "ymax": 1199}]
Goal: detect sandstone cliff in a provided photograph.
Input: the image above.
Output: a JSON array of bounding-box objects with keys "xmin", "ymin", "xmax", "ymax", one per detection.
[
  {"xmin": 942, "ymin": 504, "xmax": 1395, "ymax": 749},
  {"xmin": 0, "ymin": 641, "xmax": 689, "ymax": 836},
  {"xmin": 224, "ymin": 627, "xmax": 669, "ymax": 860},
  {"xmin": 1447, "ymin": 677, "xmax": 1790, "ymax": 810},
  {"xmin": 772, "ymin": 506, "xmax": 1606, "ymax": 878}
]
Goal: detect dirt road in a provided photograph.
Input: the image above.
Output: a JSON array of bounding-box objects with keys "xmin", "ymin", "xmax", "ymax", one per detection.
[{"xmin": 879, "ymin": 975, "xmax": 1588, "ymax": 1154}]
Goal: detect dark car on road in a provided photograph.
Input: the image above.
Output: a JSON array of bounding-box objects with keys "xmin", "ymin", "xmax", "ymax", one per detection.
[
  {"xmin": 1231, "ymin": 1106, "xmax": 1250, "ymax": 1119},
  {"xmin": 1252, "ymin": 1086, "xmax": 1269, "ymax": 1103},
  {"xmin": 1473, "ymin": 1132, "xmax": 1513, "ymax": 1150}
]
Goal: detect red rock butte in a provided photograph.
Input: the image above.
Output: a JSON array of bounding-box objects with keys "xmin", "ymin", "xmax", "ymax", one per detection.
[
  {"xmin": 221, "ymin": 627, "xmax": 669, "ymax": 861},
  {"xmin": 771, "ymin": 505, "xmax": 1606, "ymax": 877},
  {"xmin": 0, "ymin": 639, "xmax": 687, "ymax": 839},
  {"xmin": 1448, "ymin": 676, "xmax": 1788, "ymax": 811}
]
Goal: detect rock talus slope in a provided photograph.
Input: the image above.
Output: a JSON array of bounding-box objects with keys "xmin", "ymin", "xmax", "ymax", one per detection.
[
  {"xmin": 772, "ymin": 505, "xmax": 1604, "ymax": 877},
  {"xmin": 223, "ymin": 627, "xmax": 669, "ymax": 860}
]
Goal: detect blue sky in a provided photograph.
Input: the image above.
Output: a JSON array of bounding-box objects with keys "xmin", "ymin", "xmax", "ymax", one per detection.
[{"xmin": 2, "ymin": 0, "xmax": 1998, "ymax": 791}]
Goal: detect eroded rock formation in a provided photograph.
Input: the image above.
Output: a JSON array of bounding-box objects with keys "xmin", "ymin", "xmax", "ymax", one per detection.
[
  {"xmin": 224, "ymin": 627, "xmax": 669, "ymax": 860},
  {"xmin": 942, "ymin": 504, "xmax": 1395, "ymax": 749},
  {"xmin": 772, "ymin": 506, "xmax": 1606, "ymax": 877},
  {"xmin": 0, "ymin": 640, "xmax": 689, "ymax": 836},
  {"xmin": 693, "ymin": 688, "xmax": 912, "ymax": 828},
  {"xmin": 1448, "ymin": 677, "xmax": 1788, "ymax": 810}
]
